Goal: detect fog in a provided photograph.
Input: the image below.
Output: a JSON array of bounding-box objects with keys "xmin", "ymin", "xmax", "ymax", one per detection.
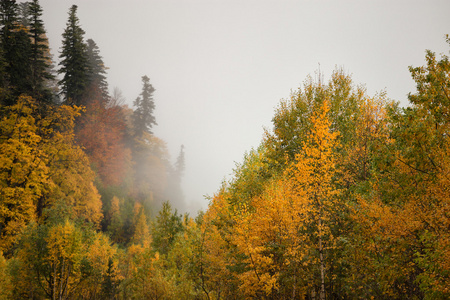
[{"xmin": 38, "ymin": 0, "xmax": 450, "ymax": 213}]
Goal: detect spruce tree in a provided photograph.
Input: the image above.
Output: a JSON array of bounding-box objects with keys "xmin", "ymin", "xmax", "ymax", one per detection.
[
  {"xmin": 0, "ymin": 0, "xmax": 32, "ymax": 103},
  {"xmin": 0, "ymin": 39, "xmax": 7, "ymax": 100},
  {"xmin": 0, "ymin": 26, "xmax": 9, "ymax": 104},
  {"xmin": 132, "ymin": 75, "xmax": 157, "ymax": 136},
  {"xmin": 17, "ymin": 2, "xmax": 29, "ymax": 27},
  {"xmin": 58, "ymin": 5, "xmax": 89, "ymax": 106},
  {"xmin": 0, "ymin": 1, "xmax": 18, "ymax": 50},
  {"xmin": 86, "ymin": 38, "xmax": 109, "ymax": 103},
  {"xmin": 27, "ymin": 0, "xmax": 54, "ymax": 102}
]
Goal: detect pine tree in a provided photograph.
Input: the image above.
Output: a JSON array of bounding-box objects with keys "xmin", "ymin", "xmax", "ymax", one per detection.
[
  {"xmin": 58, "ymin": 5, "xmax": 89, "ymax": 106},
  {"xmin": 133, "ymin": 75, "xmax": 157, "ymax": 136}
]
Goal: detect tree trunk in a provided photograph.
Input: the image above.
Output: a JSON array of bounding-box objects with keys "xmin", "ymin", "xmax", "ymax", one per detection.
[
  {"xmin": 292, "ymin": 273, "xmax": 296, "ymax": 299},
  {"xmin": 319, "ymin": 218, "xmax": 325, "ymax": 300}
]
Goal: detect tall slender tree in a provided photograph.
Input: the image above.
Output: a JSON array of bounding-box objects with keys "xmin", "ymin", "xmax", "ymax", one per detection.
[
  {"xmin": 27, "ymin": 0, "xmax": 54, "ymax": 102},
  {"xmin": 0, "ymin": 0, "xmax": 18, "ymax": 65},
  {"xmin": 0, "ymin": 0, "xmax": 15, "ymax": 101},
  {"xmin": 167, "ymin": 145, "xmax": 186, "ymax": 209},
  {"xmin": 86, "ymin": 38, "xmax": 109, "ymax": 103},
  {"xmin": 174, "ymin": 144, "xmax": 185, "ymax": 178},
  {"xmin": 58, "ymin": 5, "xmax": 89, "ymax": 106},
  {"xmin": 133, "ymin": 75, "xmax": 157, "ymax": 136},
  {"xmin": 17, "ymin": 2, "xmax": 29, "ymax": 27},
  {"xmin": 0, "ymin": 35, "xmax": 8, "ymax": 103},
  {"xmin": 0, "ymin": 0, "xmax": 32, "ymax": 103}
]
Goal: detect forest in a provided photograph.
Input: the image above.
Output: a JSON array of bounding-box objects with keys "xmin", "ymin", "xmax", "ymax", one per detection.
[{"xmin": 0, "ymin": 0, "xmax": 449, "ymax": 299}]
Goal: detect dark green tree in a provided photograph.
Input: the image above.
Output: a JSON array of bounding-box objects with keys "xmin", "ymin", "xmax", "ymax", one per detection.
[
  {"xmin": 0, "ymin": 36, "xmax": 8, "ymax": 103},
  {"xmin": 27, "ymin": 0, "xmax": 54, "ymax": 102},
  {"xmin": 86, "ymin": 38, "xmax": 109, "ymax": 103},
  {"xmin": 0, "ymin": 0, "xmax": 32, "ymax": 104},
  {"xmin": 58, "ymin": 5, "xmax": 89, "ymax": 106},
  {"xmin": 133, "ymin": 75, "xmax": 157, "ymax": 136},
  {"xmin": 0, "ymin": 0, "xmax": 16, "ymax": 101},
  {"xmin": 0, "ymin": 1, "xmax": 18, "ymax": 48}
]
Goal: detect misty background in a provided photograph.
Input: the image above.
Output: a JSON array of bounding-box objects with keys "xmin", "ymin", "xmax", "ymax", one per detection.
[{"xmin": 38, "ymin": 0, "xmax": 450, "ymax": 213}]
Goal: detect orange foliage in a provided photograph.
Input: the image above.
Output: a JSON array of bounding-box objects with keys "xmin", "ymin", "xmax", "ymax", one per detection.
[
  {"xmin": 76, "ymin": 97, "xmax": 131, "ymax": 187},
  {"xmin": 234, "ymin": 179, "xmax": 310, "ymax": 298},
  {"xmin": 199, "ymin": 191, "xmax": 239, "ymax": 298}
]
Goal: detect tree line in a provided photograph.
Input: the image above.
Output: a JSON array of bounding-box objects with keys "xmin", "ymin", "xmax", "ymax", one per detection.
[
  {"xmin": 0, "ymin": 1, "xmax": 187, "ymax": 298},
  {"xmin": 0, "ymin": 0, "xmax": 449, "ymax": 299}
]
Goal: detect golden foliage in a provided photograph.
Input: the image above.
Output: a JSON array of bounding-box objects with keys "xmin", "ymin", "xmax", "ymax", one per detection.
[{"xmin": 0, "ymin": 96, "xmax": 103, "ymax": 255}]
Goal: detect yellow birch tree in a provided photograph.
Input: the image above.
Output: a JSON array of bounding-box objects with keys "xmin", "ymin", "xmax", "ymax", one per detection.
[{"xmin": 288, "ymin": 99, "xmax": 341, "ymax": 299}]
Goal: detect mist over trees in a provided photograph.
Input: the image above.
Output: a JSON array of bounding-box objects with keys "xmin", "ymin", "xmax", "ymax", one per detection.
[{"xmin": 0, "ymin": 1, "xmax": 449, "ymax": 299}]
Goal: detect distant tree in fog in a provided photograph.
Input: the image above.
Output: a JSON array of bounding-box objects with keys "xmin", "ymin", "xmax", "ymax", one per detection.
[
  {"xmin": 167, "ymin": 145, "xmax": 186, "ymax": 210},
  {"xmin": 133, "ymin": 75, "xmax": 157, "ymax": 136},
  {"xmin": 175, "ymin": 144, "xmax": 185, "ymax": 178}
]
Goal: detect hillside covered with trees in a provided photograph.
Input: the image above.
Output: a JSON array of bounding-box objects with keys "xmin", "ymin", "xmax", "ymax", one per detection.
[{"xmin": 0, "ymin": 1, "xmax": 449, "ymax": 299}]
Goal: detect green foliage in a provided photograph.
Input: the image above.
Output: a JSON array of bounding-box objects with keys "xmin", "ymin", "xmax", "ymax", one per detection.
[
  {"xmin": 1, "ymin": 2, "xmax": 449, "ymax": 298},
  {"xmin": 0, "ymin": 252, "xmax": 11, "ymax": 299},
  {"xmin": 227, "ymin": 146, "xmax": 272, "ymax": 210},
  {"xmin": 58, "ymin": 5, "xmax": 89, "ymax": 105},
  {"xmin": 152, "ymin": 201, "xmax": 183, "ymax": 256},
  {"xmin": 85, "ymin": 38, "xmax": 109, "ymax": 102},
  {"xmin": 27, "ymin": 0, "xmax": 54, "ymax": 102},
  {"xmin": 11, "ymin": 217, "xmax": 119, "ymax": 299}
]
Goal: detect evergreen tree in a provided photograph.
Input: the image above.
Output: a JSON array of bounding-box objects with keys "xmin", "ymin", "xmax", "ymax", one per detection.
[
  {"xmin": 0, "ymin": 0, "xmax": 16, "ymax": 100},
  {"xmin": 167, "ymin": 145, "xmax": 186, "ymax": 209},
  {"xmin": 58, "ymin": 5, "xmax": 89, "ymax": 106},
  {"xmin": 0, "ymin": 1, "xmax": 18, "ymax": 49},
  {"xmin": 86, "ymin": 38, "xmax": 109, "ymax": 102},
  {"xmin": 175, "ymin": 144, "xmax": 185, "ymax": 178},
  {"xmin": 0, "ymin": 0, "xmax": 32, "ymax": 103},
  {"xmin": 27, "ymin": 0, "xmax": 54, "ymax": 102},
  {"xmin": 17, "ymin": 2, "xmax": 29, "ymax": 27},
  {"xmin": 0, "ymin": 36, "xmax": 8, "ymax": 103},
  {"xmin": 133, "ymin": 75, "xmax": 157, "ymax": 136}
]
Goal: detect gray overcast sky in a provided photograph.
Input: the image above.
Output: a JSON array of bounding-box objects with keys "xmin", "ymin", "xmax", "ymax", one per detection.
[{"xmin": 38, "ymin": 0, "xmax": 449, "ymax": 213}]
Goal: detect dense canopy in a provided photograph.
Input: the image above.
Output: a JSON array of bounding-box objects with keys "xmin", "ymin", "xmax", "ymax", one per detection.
[{"xmin": 0, "ymin": 1, "xmax": 449, "ymax": 299}]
